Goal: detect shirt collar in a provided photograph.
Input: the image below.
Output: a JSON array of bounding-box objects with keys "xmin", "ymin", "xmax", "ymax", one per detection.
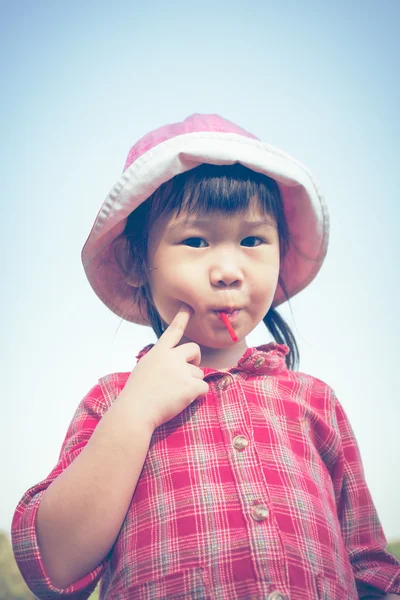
[{"xmin": 136, "ymin": 343, "xmax": 289, "ymax": 376}]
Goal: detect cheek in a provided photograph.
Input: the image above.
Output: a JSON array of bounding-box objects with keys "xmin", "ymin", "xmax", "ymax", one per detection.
[
  {"xmin": 148, "ymin": 264, "xmax": 198, "ymax": 318},
  {"xmin": 151, "ymin": 264, "xmax": 191, "ymax": 295},
  {"xmin": 259, "ymin": 258, "xmax": 280, "ymax": 283},
  {"xmin": 253, "ymin": 263, "xmax": 280, "ymax": 302}
]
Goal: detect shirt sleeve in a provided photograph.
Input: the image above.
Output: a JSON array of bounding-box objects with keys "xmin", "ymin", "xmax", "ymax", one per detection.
[
  {"xmin": 11, "ymin": 383, "xmax": 112, "ymax": 599},
  {"xmin": 333, "ymin": 397, "xmax": 400, "ymax": 598}
]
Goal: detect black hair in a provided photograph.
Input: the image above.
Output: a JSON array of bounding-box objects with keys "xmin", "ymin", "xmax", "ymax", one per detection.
[{"xmin": 114, "ymin": 163, "xmax": 299, "ymax": 369}]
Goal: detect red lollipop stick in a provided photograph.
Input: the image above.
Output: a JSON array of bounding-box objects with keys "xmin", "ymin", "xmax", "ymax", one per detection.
[{"xmin": 218, "ymin": 312, "xmax": 238, "ymax": 342}]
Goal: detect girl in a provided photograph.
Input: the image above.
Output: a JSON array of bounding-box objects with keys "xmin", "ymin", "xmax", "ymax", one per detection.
[{"xmin": 12, "ymin": 114, "xmax": 400, "ymax": 599}]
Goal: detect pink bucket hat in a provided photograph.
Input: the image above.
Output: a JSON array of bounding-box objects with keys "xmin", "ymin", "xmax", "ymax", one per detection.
[{"xmin": 82, "ymin": 114, "xmax": 329, "ymax": 324}]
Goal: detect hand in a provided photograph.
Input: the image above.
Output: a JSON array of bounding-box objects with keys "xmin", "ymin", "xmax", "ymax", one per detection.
[{"xmin": 124, "ymin": 303, "xmax": 209, "ymax": 430}]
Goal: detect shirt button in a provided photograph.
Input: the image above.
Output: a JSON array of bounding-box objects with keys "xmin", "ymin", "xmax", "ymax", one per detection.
[
  {"xmin": 267, "ymin": 593, "xmax": 288, "ymax": 600},
  {"xmin": 251, "ymin": 504, "xmax": 269, "ymax": 522},
  {"xmin": 232, "ymin": 435, "xmax": 249, "ymax": 451},
  {"xmin": 253, "ymin": 357, "xmax": 265, "ymax": 368},
  {"xmin": 219, "ymin": 375, "xmax": 231, "ymax": 389}
]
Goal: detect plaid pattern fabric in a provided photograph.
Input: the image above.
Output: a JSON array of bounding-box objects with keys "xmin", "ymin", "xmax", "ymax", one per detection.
[{"xmin": 12, "ymin": 344, "xmax": 400, "ymax": 599}]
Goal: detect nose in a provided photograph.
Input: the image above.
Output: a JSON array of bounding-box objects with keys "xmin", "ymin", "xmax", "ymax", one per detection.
[{"xmin": 209, "ymin": 251, "xmax": 244, "ymax": 288}]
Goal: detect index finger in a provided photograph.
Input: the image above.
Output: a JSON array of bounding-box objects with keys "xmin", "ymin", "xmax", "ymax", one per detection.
[{"xmin": 157, "ymin": 304, "xmax": 193, "ymax": 350}]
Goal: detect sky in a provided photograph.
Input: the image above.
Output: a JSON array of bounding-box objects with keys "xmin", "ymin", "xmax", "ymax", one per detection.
[{"xmin": 1, "ymin": 0, "xmax": 399, "ymax": 544}]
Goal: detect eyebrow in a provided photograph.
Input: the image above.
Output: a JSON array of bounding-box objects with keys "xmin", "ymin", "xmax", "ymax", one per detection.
[{"xmin": 168, "ymin": 216, "xmax": 277, "ymax": 230}]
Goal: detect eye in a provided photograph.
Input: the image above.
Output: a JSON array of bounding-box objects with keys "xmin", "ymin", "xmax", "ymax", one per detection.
[
  {"xmin": 241, "ymin": 236, "xmax": 263, "ymax": 247},
  {"xmin": 182, "ymin": 237, "xmax": 208, "ymax": 248}
]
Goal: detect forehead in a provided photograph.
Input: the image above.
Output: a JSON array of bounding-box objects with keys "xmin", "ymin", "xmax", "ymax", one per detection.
[
  {"xmin": 173, "ymin": 203, "xmax": 276, "ymax": 225},
  {"xmin": 172, "ymin": 192, "xmax": 274, "ymax": 220},
  {"xmin": 149, "ymin": 201, "xmax": 277, "ymax": 240}
]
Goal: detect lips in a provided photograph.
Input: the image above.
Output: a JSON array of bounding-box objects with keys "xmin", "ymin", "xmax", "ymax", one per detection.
[{"xmin": 214, "ymin": 308, "xmax": 241, "ymax": 322}]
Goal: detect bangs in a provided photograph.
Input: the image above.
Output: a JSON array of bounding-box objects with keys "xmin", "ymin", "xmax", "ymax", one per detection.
[{"xmin": 150, "ymin": 163, "xmax": 281, "ymax": 218}]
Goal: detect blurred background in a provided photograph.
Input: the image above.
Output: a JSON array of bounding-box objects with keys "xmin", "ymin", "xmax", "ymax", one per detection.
[{"xmin": 1, "ymin": 0, "xmax": 399, "ymax": 597}]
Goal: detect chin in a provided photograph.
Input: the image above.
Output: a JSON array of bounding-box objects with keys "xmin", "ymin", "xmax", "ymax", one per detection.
[{"xmin": 193, "ymin": 330, "xmax": 245, "ymax": 349}]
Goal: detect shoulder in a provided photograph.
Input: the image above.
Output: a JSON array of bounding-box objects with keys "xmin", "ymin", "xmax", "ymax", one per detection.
[
  {"xmin": 60, "ymin": 371, "xmax": 131, "ymax": 453},
  {"xmin": 281, "ymin": 369, "xmax": 336, "ymax": 397},
  {"xmin": 98, "ymin": 371, "xmax": 131, "ymax": 389},
  {"xmin": 96, "ymin": 371, "xmax": 131, "ymax": 404},
  {"xmin": 72, "ymin": 372, "xmax": 131, "ymax": 420},
  {"xmin": 277, "ymin": 369, "xmax": 339, "ymax": 418}
]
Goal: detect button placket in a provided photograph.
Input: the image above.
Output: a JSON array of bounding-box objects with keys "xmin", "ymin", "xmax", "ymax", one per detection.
[{"xmin": 215, "ymin": 371, "xmax": 285, "ymax": 587}]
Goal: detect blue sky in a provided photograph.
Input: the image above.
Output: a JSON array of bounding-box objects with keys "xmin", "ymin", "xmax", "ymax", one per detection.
[{"xmin": 1, "ymin": 0, "xmax": 399, "ymax": 541}]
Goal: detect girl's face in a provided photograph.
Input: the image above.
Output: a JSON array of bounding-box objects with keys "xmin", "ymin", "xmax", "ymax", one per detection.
[{"xmin": 146, "ymin": 199, "xmax": 280, "ymax": 365}]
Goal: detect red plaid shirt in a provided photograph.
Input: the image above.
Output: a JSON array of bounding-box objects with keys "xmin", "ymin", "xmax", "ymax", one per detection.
[{"xmin": 12, "ymin": 344, "xmax": 400, "ymax": 599}]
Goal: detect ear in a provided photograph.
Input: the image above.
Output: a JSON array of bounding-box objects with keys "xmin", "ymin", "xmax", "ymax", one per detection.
[
  {"xmin": 113, "ymin": 236, "xmax": 147, "ymax": 288},
  {"xmin": 125, "ymin": 270, "xmax": 146, "ymax": 288}
]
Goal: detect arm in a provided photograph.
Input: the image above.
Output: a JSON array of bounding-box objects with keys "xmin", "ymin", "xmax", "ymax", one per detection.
[
  {"xmin": 35, "ymin": 389, "xmax": 154, "ymax": 588},
  {"xmin": 12, "ymin": 381, "xmax": 153, "ymax": 598},
  {"xmin": 333, "ymin": 399, "xmax": 400, "ymax": 598},
  {"xmin": 13, "ymin": 305, "xmax": 208, "ymax": 595}
]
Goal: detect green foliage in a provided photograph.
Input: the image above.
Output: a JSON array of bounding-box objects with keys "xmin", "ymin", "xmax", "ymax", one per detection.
[
  {"xmin": 0, "ymin": 531, "xmax": 36, "ymax": 599},
  {"xmin": 388, "ymin": 540, "xmax": 400, "ymax": 560},
  {"xmin": 90, "ymin": 584, "xmax": 100, "ymax": 599},
  {"xmin": 0, "ymin": 531, "xmax": 100, "ymax": 600}
]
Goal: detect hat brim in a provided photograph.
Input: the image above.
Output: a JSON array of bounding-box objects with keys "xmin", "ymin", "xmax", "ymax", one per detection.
[{"xmin": 82, "ymin": 131, "xmax": 329, "ymax": 324}]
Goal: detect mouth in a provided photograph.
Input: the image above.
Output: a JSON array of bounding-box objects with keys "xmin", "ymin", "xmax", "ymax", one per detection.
[{"xmin": 213, "ymin": 308, "xmax": 241, "ymax": 322}]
